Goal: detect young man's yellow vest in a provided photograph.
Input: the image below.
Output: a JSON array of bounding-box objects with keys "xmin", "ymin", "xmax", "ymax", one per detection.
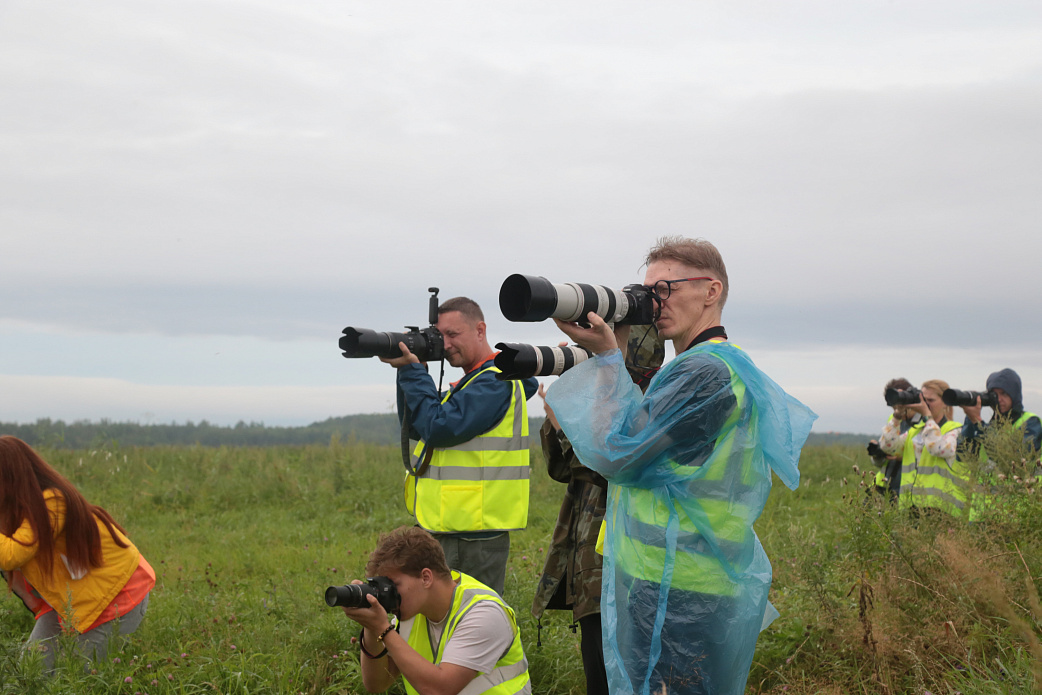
[
  {"xmin": 403, "ymin": 571, "xmax": 530, "ymax": 695},
  {"xmin": 404, "ymin": 366, "xmax": 530, "ymax": 532}
]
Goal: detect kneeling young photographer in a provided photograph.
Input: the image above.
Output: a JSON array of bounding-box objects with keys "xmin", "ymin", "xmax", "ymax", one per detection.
[{"xmin": 341, "ymin": 526, "xmax": 531, "ymax": 695}]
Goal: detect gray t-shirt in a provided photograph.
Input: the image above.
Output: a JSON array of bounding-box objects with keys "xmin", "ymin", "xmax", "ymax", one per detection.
[{"xmin": 399, "ymin": 599, "xmax": 514, "ymax": 674}]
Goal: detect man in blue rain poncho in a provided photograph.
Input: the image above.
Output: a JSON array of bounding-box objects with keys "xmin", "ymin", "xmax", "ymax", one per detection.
[{"xmin": 546, "ymin": 237, "xmax": 816, "ymax": 695}]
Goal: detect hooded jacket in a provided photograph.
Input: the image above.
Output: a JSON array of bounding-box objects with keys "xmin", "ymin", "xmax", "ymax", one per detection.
[{"xmin": 961, "ymin": 368, "xmax": 1041, "ymax": 452}]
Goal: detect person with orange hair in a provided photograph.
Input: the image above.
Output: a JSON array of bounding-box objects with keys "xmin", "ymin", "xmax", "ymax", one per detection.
[{"xmin": 0, "ymin": 436, "xmax": 155, "ymax": 670}]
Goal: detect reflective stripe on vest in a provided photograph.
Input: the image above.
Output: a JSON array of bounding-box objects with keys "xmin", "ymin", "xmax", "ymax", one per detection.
[
  {"xmin": 899, "ymin": 420, "xmax": 968, "ymax": 516},
  {"xmin": 611, "ymin": 343, "xmax": 754, "ymax": 597},
  {"xmin": 404, "ymin": 572, "xmax": 531, "ymax": 695},
  {"xmin": 1015, "ymin": 412, "xmax": 1038, "ymax": 429},
  {"xmin": 404, "ymin": 366, "xmax": 530, "ymax": 532}
]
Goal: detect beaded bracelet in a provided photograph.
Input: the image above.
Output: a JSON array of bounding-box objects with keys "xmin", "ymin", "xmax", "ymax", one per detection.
[
  {"xmin": 377, "ymin": 624, "xmax": 396, "ymax": 642},
  {"xmin": 358, "ymin": 627, "xmax": 388, "ymax": 660}
]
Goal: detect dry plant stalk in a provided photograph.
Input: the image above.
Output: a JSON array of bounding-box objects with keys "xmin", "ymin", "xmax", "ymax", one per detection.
[{"xmin": 936, "ymin": 534, "xmax": 1042, "ymax": 691}]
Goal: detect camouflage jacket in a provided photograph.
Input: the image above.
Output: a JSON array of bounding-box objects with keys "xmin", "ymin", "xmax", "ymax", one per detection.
[{"xmin": 531, "ymin": 418, "xmax": 607, "ymax": 623}]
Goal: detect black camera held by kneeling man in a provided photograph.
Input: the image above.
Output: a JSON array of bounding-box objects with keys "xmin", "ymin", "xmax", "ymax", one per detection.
[
  {"xmin": 942, "ymin": 388, "xmax": 999, "ymax": 409},
  {"xmin": 340, "ymin": 288, "xmax": 444, "ymax": 362},
  {"xmin": 325, "ymin": 576, "xmax": 401, "ymax": 613},
  {"xmin": 884, "ymin": 386, "xmax": 921, "ymax": 407}
]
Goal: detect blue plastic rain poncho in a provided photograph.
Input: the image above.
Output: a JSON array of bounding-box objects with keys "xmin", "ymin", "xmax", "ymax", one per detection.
[{"xmin": 546, "ymin": 340, "xmax": 816, "ymax": 695}]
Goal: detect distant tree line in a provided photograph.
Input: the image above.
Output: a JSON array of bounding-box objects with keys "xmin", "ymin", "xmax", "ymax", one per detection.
[
  {"xmin": 0, "ymin": 416, "xmax": 865, "ymax": 449},
  {"xmin": 0, "ymin": 415, "xmax": 545, "ymax": 449}
]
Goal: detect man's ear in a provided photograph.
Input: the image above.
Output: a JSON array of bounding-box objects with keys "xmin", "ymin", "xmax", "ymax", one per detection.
[
  {"xmin": 704, "ymin": 279, "xmax": 723, "ymax": 307},
  {"xmin": 475, "ymin": 321, "xmax": 487, "ymax": 340},
  {"xmin": 421, "ymin": 567, "xmax": 434, "ymax": 587}
]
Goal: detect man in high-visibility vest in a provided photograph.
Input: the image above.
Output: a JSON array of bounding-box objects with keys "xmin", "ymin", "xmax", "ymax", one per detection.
[
  {"xmin": 960, "ymin": 368, "xmax": 1041, "ymax": 456},
  {"xmin": 343, "ymin": 526, "xmax": 531, "ymax": 695},
  {"xmin": 381, "ymin": 296, "xmax": 537, "ymax": 595},
  {"xmin": 546, "ymin": 237, "xmax": 816, "ymax": 695}
]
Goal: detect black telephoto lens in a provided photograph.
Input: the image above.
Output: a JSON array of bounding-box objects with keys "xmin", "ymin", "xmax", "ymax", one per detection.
[
  {"xmin": 325, "ymin": 577, "xmax": 401, "ymax": 612},
  {"xmin": 942, "ymin": 389, "xmax": 999, "ymax": 408},
  {"xmin": 340, "ymin": 328, "xmax": 402, "ymax": 359},
  {"xmin": 325, "ymin": 583, "xmax": 371, "ymax": 608},
  {"xmin": 884, "ymin": 387, "xmax": 922, "ymax": 407},
  {"xmin": 340, "ymin": 327, "xmax": 443, "ymax": 361}
]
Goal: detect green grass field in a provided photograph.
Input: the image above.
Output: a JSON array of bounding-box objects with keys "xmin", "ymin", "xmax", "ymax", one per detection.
[{"xmin": 2, "ymin": 439, "xmax": 1040, "ymax": 694}]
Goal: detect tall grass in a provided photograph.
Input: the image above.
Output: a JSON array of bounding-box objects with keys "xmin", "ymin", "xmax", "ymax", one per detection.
[
  {"xmin": 751, "ymin": 433, "xmax": 1042, "ymax": 695},
  {"xmin": 1, "ymin": 435, "xmax": 1039, "ymax": 693}
]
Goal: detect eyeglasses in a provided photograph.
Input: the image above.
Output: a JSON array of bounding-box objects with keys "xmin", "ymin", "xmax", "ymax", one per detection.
[{"xmin": 644, "ymin": 277, "xmax": 713, "ymax": 300}]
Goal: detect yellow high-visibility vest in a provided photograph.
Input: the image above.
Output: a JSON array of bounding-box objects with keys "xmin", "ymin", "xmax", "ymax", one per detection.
[
  {"xmin": 404, "ymin": 366, "xmax": 530, "ymax": 532},
  {"xmin": 610, "ymin": 342, "xmax": 755, "ymax": 597},
  {"xmin": 898, "ymin": 419, "xmax": 968, "ymax": 516},
  {"xmin": 404, "ymin": 572, "xmax": 531, "ymax": 695}
]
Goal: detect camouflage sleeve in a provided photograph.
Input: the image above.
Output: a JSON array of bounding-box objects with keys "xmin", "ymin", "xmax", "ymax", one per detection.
[{"xmin": 540, "ymin": 418, "xmax": 574, "ymax": 484}]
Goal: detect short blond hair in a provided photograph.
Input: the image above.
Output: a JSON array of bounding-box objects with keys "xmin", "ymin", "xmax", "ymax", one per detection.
[
  {"xmin": 921, "ymin": 379, "xmax": 953, "ymax": 422},
  {"xmin": 646, "ymin": 236, "xmax": 729, "ymax": 307}
]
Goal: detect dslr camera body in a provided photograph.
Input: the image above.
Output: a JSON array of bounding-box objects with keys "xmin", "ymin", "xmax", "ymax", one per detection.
[
  {"xmin": 340, "ymin": 288, "xmax": 444, "ymax": 362},
  {"xmin": 325, "ymin": 576, "xmax": 401, "ymax": 613}
]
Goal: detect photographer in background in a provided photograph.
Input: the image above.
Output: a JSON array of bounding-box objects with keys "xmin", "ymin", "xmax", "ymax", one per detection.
[
  {"xmin": 867, "ymin": 377, "xmax": 922, "ymax": 499},
  {"xmin": 545, "ymin": 237, "xmax": 815, "ymax": 695},
  {"xmin": 381, "ymin": 297, "xmax": 537, "ymax": 595},
  {"xmin": 960, "ymin": 368, "xmax": 1041, "ymax": 456},
  {"xmin": 343, "ymin": 526, "xmax": 531, "ymax": 695},
  {"xmin": 880, "ymin": 379, "xmax": 967, "ymax": 518},
  {"xmin": 531, "ymin": 324, "xmax": 664, "ymax": 695}
]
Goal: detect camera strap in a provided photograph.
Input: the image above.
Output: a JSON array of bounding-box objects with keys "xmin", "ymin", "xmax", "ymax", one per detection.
[
  {"xmin": 401, "ymin": 357, "xmax": 446, "ymax": 477},
  {"xmin": 401, "ymin": 402, "xmax": 433, "ymax": 477}
]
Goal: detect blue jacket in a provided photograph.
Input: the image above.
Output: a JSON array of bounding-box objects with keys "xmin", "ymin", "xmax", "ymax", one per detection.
[
  {"xmin": 396, "ymin": 359, "xmax": 538, "ymax": 447},
  {"xmin": 960, "ymin": 368, "xmax": 1041, "ymax": 452}
]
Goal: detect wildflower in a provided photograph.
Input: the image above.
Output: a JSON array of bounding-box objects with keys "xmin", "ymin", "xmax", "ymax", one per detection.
[
  {"xmin": 152, "ymin": 679, "xmax": 159, "ymax": 686},
  {"xmin": 124, "ymin": 676, "xmax": 133, "ymax": 683},
  {"xmin": 113, "ymin": 657, "xmax": 122, "ymax": 664},
  {"xmin": 231, "ymin": 644, "xmax": 237, "ymax": 651},
  {"xmin": 180, "ymin": 652, "xmax": 188, "ymax": 658}
]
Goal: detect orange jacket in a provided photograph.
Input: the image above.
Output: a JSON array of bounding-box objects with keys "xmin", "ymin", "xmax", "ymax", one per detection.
[{"xmin": 0, "ymin": 489, "xmax": 141, "ymax": 632}]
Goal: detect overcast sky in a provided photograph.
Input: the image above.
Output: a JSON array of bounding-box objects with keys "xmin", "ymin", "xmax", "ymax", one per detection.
[{"xmin": 2, "ymin": 1, "xmax": 1041, "ymax": 435}]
